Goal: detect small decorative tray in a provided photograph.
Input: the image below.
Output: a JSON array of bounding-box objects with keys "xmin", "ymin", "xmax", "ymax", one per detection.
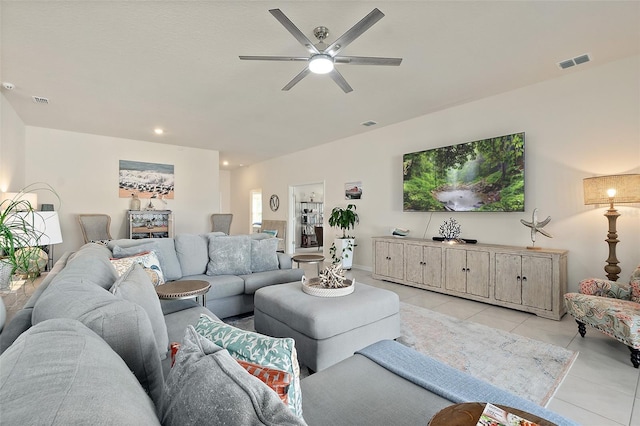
[{"xmin": 301, "ymin": 277, "xmax": 355, "ymax": 298}]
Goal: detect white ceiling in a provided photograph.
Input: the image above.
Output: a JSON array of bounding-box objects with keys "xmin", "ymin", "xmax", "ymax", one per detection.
[{"xmin": 2, "ymin": 1, "xmax": 639, "ymax": 169}]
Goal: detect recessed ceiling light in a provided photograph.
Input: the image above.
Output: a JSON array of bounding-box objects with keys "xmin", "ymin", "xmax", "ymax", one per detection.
[
  {"xmin": 223, "ymin": 161, "xmax": 229, "ymax": 166},
  {"xmin": 154, "ymin": 128, "xmax": 164, "ymax": 135}
]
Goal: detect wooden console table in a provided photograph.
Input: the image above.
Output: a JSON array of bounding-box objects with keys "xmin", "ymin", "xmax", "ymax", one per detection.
[{"xmin": 372, "ymin": 236, "xmax": 568, "ymax": 320}]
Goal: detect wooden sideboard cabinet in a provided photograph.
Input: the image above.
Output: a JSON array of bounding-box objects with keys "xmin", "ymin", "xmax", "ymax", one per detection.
[
  {"xmin": 373, "ymin": 239, "xmax": 404, "ymax": 281},
  {"xmin": 128, "ymin": 210, "xmax": 174, "ymax": 239},
  {"xmin": 372, "ymin": 236, "xmax": 568, "ymax": 320}
]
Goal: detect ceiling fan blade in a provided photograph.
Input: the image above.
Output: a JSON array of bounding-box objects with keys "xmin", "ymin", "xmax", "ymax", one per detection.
[
  {"xmin": 328, "ymin": 69, "xmax": 353, "ymax": 93},
  {"xmin": 282, "ymin": 67, "xmax": 311, "ymax": 91},
  {"xmin": 325, "ymin": 8, "xmax": 384, "ymax": 57},
  {"xmin": 334, "ymin": 56, "xmax": 402, "ymax": 66},
  {"xmin": 239, "ymin": 56, "xmax": 309, "ymax": 62},
  {"xmin": 269, "ymin": 9, "xmax": 319, "ymax": 55}
]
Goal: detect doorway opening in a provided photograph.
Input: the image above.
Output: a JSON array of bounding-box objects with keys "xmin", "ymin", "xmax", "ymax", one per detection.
[
  {"xmin": 287, "ymin": 182, "xmax": 325, "ymax": 254},
  {"xmin": 250, "ymin": 189, "xmax": 262, "ymax": 234}
]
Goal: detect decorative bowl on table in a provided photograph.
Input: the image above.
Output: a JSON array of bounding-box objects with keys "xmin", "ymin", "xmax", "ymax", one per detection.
[{"xmin": 301, "ymin": 276, "xmax": 355, "ymax": 298}]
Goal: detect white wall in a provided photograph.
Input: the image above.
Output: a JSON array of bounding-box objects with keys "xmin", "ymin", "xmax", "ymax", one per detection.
[
  {"xmin": 0, "ymin": 93, "xmax": 27, "ymax": 191},
  {"xmin": 23, "ymin": 127, "xmax": 220, "ymax": 260},
  {"xmin": 231, "ymin": 55, "xmax": 640, "ymax": 291},
  {"xmin": 219, "ymin": 169, "xmax": 231, "ymax": 214}
]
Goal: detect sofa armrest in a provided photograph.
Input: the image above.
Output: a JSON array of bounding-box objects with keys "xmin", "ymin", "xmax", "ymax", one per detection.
[
  {"xmin": 277, "ymin": 252, "xmax": 293, "ymax": 269},
  {"xmin": 579, "ymin": 277, "xmax": 631, "ymax": 300}
]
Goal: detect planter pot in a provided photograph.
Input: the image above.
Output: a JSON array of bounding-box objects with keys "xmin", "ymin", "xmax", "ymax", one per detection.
[
  {"xmin": 0, "ymin": 259, "xmax": 13, "ymax": 291},
  {"xmin": 334, "ymin": 238, "xmax": 355, "ymax": 270}
]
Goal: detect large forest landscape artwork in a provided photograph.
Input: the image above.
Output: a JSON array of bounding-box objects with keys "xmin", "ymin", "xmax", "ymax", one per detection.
[{"xmin": 403, "ymin": 132, "xmax": 525, "ymax": 212}]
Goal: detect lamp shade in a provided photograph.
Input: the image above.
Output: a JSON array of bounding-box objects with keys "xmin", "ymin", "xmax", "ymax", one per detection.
[
  {"xmin": 9, "ymin": 211, "xmax": 63, "ymax": 246},
  {"xmin": 583, "ymin": 174, "xmax": 640, "ymax": 205}
]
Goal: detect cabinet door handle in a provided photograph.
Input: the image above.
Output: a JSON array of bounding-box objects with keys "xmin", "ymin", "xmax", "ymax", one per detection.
[
  {"xmin": 522, "ymin": 276, "xmax": 527, "ymax": 282},
  {"xmin": 517, "ymin": 276, "xmax": 521, "ymax": 281}
]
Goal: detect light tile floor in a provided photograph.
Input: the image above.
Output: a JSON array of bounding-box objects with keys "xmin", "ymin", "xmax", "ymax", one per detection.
[{"xmin": 294, "ymin": 260, "xmax": 640, "ymax": 426}]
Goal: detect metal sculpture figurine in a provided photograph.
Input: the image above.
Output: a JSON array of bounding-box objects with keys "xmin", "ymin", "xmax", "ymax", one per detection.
[{"xmin": 520, "ymin": 208, "xmax": 552, "ymax": 249}]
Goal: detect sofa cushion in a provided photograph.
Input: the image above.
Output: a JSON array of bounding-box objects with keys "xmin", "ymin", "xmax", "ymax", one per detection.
[
  {"xmin": 111, "ymin": 239, "xmax": 182, "ymax": 281},
  {"xmin": 111, "ymin": 263, "xmax": 169, "ymax": 360},
  {"xmin": 32, "ymin": 277, "xmax": 164, "ymax": 405},
  {"xmin": 242, "ymin": 268, "xmax": 304, "ymax": 295},
  {"xmin": 53, "ymin": 243, "xmax": 118, "ymax": 290},
  {"xmin": 194, "ymin": 314, "xmax": 303, "ymax": 417},
  {"xmin": 111, "ymin": 251, "xmax": 165, "ymax": 285},
  {"xmin": 0, "ymin": 318, "xmax": 160, "ymax": 425},
  {"xmin": 250, "ymin": 237, "xmax": 279, "ymax": 273},
  {"xmin": 206, "ymin": 235, "xmax": 252, "ymax": 276},
  {"xmin": 174, "ymin": 234, "xmax": 209, "ymax": 276},
  {"xmin": 158, "ymin": 326, "xmax": 306, "ymax": 426}
]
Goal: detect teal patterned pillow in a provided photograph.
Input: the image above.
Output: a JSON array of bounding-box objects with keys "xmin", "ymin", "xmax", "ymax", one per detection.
[{"xmin": 194, "ymin": 314, "xmax": 303, "ymax": 417}]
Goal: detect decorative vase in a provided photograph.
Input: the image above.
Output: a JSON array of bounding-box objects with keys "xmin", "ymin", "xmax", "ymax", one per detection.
[
  {"xmin": 334, "ymin": 238, "xmax": 355, "ymax": 270},
  {"xmin": 130, "ymin": 193, "xmax": 141, "ymax": 211}
]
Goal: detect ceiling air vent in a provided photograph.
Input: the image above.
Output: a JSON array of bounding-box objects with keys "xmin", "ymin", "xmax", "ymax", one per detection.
[
  {"xmin": 557, "ymin": 53, "xmax": 591, "ymax": 70},
  {"xmin": 32, "ymin": 96, "xmax": 49, "ymax": 104},
  {"xmin": 361, "ymin": 120, "xmax": 377, "ymax": 127}
]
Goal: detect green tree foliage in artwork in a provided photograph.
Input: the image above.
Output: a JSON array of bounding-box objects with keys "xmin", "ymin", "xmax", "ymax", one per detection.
[{"xmin": 403, "ymin": 133, "xmax": 524, "ymax": 212}]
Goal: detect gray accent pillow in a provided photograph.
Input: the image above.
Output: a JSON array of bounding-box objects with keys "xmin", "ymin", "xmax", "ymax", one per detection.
[
  {"xmin": 158, "ymin": 326, "xmax": 307, "ymax": 426},
  {"xmin": 110, "ymin": 239, "xmax": 182, "ymax": 281},
  {"xmin": 206, "ymin": 235, "xmax": 252, "ymax": 276},
  {"xmin": 174, "ymin": 234, "xmax": 209, "ymax": 276},
  {"xmin": 32, "ymin": 277, "xmax": 164, "ymax": 405},
  {"xmin": 0, "ymin": 318, "xmax": 160, "ymax": 425},
  {"xmin": 251, "ymin": 238, "xmax": 279, "ymax": 273},
  {"xmin": 111, "ymin": 263, "xmax": 169, "ymax": 360}
]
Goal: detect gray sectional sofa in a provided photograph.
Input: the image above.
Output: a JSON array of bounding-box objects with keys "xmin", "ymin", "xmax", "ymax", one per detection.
[
  {"xmin": 106, "ymin": 232, "xmax": 304, "ymax": 319},
  {"xmin": 0, "ymin": 238, "xmax": 577, "ymax": 425}
]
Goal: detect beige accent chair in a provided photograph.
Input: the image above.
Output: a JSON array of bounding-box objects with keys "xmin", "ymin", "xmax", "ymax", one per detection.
[
  {"xmin": 77, "ymin": 214, "xmax": 112, "ymax": 244},
  {"xmin": 260, "ymin": 220, "xmax": 286, "ymax": 252},
  {"xmin": 211, "ymin": 214, "xmax": 233, "ymax": 234}
]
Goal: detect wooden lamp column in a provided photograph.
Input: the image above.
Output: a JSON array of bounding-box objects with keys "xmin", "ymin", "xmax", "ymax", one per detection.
[{"xmin": 584, "ymin": 174, "xmax": 640, "ymax": 281}]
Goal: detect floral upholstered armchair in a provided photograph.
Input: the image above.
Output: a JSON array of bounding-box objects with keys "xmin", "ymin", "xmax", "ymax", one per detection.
[{"xmin": 564, "ymin": 265, "xmax": 640, "ymax": 368}]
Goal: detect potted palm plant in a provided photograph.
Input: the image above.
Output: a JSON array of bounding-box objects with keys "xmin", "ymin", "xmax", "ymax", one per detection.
[
  {"xmin": 0, "ymin": 184, "xmax": 58, "ymax": 289},
  {"xmin": 328, "ymin": 204, "xmax": 359, "ymax": 269}
]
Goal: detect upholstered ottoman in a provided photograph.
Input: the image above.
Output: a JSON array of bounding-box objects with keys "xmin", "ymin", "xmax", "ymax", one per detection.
[{"xmin": 254, "ymin": 281, "xmax": 400, "ymax": 372}]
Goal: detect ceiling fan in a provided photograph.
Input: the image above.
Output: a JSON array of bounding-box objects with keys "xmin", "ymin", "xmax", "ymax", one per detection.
[{"xmin": 239, "ymin": 8, "xmax": 402, "ymax": 93}]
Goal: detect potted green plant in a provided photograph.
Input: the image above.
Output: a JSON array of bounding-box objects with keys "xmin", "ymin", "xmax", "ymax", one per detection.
[
  {"xmin": 328, "ymin": 204, "xmax": 359, "ymax": 269},
  {"xmin": 0, "ymin": 184, "xmax": 58, "ymax": 288}
]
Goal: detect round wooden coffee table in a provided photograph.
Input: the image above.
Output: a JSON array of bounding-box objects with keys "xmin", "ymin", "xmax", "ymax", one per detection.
[
  {"xmin": 292, "ymin": 254, "xmax": 325, "ymax": 275},
  {"xmin": 428, "ymin": 402, "xmax": 556, "ymax": 426},
  {"xmin": 155, "ymin": 280, "xmax": 210, "ymax": 307}
]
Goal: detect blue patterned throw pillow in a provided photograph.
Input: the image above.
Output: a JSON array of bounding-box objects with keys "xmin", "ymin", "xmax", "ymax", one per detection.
[{"xmin": 194, "ymin": 314, "xmax": 303, "ymax": 417}]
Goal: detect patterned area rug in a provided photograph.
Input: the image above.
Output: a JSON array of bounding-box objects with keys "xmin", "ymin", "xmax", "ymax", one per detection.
[
  {"xmin": 397, "ymin": 302, "xmax": 577, "ymax": 406},
  {"xmin": 226, "ymin": 303, "xmax": 577, "ymax": 407}
]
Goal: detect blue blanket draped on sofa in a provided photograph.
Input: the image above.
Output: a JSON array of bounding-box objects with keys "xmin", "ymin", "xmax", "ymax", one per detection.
[{"xmin": 356, "ymin": 340, "xmax": 578, "ymax": 426}]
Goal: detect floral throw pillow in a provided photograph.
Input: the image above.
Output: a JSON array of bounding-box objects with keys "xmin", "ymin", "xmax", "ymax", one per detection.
[
  {"xmin": 110, "ymin": 251, "xmax": 165, "ymax": 286},
  {"xmin": 194, "ymin": 314, "xmax": 303, "ymax": 417}
]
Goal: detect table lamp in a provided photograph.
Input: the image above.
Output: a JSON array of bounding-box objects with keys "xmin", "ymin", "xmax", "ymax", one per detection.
[
  {"xmin": 11, "ymin": 211, "xmax": 63, "ymax": 276},
  {"xmin": 583, "ymin": 173, "xmax": 640, "ymax": 281}
]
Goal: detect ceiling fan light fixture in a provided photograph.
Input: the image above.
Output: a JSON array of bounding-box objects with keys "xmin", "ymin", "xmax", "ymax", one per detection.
[{"xmin": 309, "ymin": 54, "xmax": 334, "ymax": 74}]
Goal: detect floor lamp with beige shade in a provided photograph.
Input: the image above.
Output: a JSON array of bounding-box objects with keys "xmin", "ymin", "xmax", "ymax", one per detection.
[{"xmin": 583, "ymin": 173, "xmax": 640, "ymax": 281}]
